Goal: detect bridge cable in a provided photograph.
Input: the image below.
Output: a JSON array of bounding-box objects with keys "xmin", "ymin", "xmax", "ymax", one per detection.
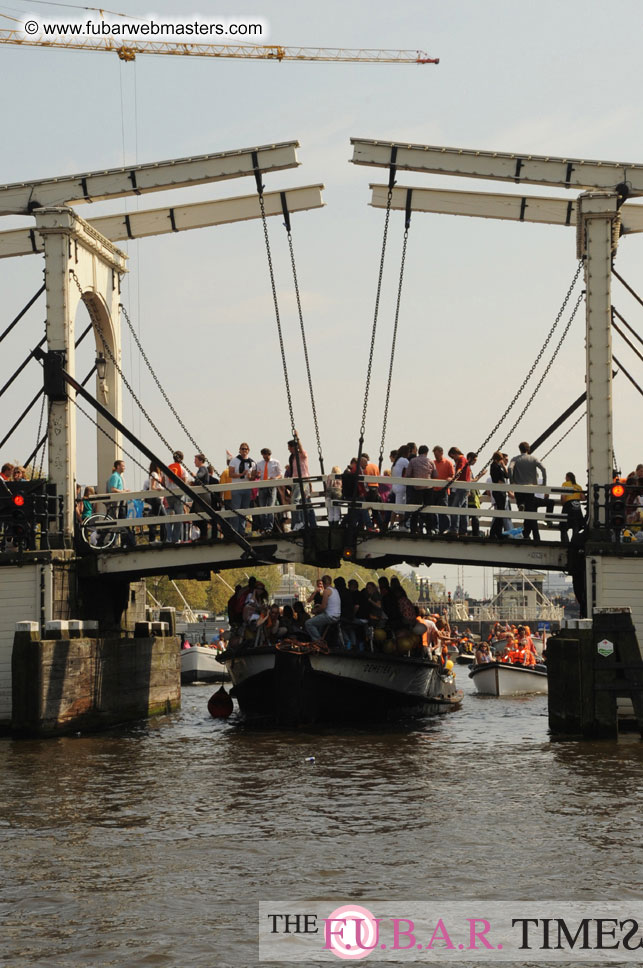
[
  {"xmin": 612, "ymin": 307, "xmax": 643, "ymax": 360},
  {"xmin": 280, "ymin": 191, "xmax": 325, "ymax": 475},
  {"xmin": 613, "ymin": 354, "xmax": 643, "ymax": 399},
  {"xmin": 70, "ymin": 271, "xmax": 198, "ymax": 483},
  {"xmin": 612, "ymin": 268, "xmax": 643, "ymax": 321},
  {"xmin": 378, "ymin": 188, "xmax": 413, "ymax": 471},
  {"xmin": 118, "ymin": 302, "xmax": 218, "ymax": 475},
  {"xmin": 540, "ymin": 411, "xmax": 586, "ymax": 462},
  {"xmin": 0, "ymin": 335, "xmax": 46, "ymax": 401},
  {"xmin": 473, "ymin": 259, "xmax": 584, "ymax": 460},
  {"xmin": 253, "ymin": 155, "xmax": 312, "ymax": 531},
  {"xmin": 1, "ymin": 323, "xmax": 95, "ymax": 452},
  {"xmin": 493, "ymin": 287, "xmax": 585, "ymax": 455},
  {"xmin": 0, "ymin": 284, "xmax": 45, "ymax": 346}
]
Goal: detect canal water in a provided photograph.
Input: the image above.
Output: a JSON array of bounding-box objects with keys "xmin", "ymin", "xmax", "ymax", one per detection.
[{"xmin": 1, "ymin": 672, "xmax": 641, "ymax": 967}]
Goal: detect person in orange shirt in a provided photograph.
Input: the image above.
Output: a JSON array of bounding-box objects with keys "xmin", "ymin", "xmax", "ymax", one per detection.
[
  {"xmin": 429, "ymin": 445, "xmax": 455, "ymax": 534},
  {"xmin": 360, "ymin": 453, "xmax": 382, "ymax": 531}
]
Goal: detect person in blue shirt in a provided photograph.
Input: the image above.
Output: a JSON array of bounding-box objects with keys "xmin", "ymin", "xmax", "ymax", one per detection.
[{"xmin": 106, "ymin": 460, "xmax": 135, "ymax": 548}]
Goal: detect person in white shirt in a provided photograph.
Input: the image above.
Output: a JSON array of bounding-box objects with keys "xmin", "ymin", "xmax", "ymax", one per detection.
[
  {"xmin": 253, "ymin": 447, "xmax": 283, "ymax": 533},
  {"xmin": 229, "ymin": 443, "xmax": 256, "ymax": 534},
  {"xmin": 305, "ymin": 574, "xmax": 341, "ymax": 642}
]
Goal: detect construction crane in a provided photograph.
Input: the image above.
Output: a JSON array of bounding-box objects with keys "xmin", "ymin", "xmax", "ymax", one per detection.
[{"xmin": 0, "ymin": 29, "xmax": 439, "ymax": 64}]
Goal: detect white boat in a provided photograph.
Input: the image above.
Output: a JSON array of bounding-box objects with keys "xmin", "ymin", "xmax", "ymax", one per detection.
[
  {"xmin": 180, "ymin": 644, "xmax": 228, "ymax": 684},
  {"xmin": 469, "ymin": 660, "xmax": 548, "ymax": 696}
]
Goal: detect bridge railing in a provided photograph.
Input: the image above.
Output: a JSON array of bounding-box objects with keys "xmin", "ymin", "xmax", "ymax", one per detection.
[{"xmin": 73, "ymin": 473, "xmax": 584, "ymax": 550}]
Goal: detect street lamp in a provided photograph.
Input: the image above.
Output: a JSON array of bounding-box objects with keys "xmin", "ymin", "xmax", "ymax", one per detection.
[{"xmin": 96, "ymin": 353, "xmax": 108, "ymax": 401}]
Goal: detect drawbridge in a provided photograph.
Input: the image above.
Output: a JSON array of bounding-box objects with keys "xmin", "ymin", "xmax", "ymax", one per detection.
[{"xmin": 2, "ymin": 137, "xmax": 643, "ymax": 621}]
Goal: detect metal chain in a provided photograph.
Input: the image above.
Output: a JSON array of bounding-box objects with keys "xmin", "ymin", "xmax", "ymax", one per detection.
[
  {"xmin": 73, "ymin": 397, "xmax": 210, "ymax": 522},
  {"xmin": 34, "ymin": 395, "xmax": 48, "ymax": 480},
  {"xmin": 540, "ymin": 410, "xmax": 586, "ymax": 461},
  {"xmin": 74, "ymin": 398, "xmax": 150, "ymax": 476},
  {"xmin": 257, "ymin": 194, "xmax": 296, "ymax": 437},
  {"xmin": 285, "ymin": 229, "xmax": 324, "ymax": 473},
  {"xmin": 359, "ymin": 187, "xmax": 394, "ymax": 449},
  {"xmin": 495, "ymin": 287, "xmax": 585, "ymax": 453},
  {"xmin": 70, "ymin": 272, "xmax": 194, "ymax": 481},
  {"xmin": 378, "ymin": 225, "xmax": 410, "ymax": 469},
  {"xmin": 475, "ymin": 259, "xmax": 584, "ymax": 456},
  {"xmin": 31, "ymin": 389, "xmax": 46, "ymax": 478},
  {"xmin": 118, "ymin": 302, "xmax": 217, "ymax": 474}
]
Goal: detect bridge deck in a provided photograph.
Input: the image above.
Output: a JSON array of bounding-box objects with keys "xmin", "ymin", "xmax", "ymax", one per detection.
[{"xmin": 76, "ymin": 526, "xmax": 570, "ymax": 580}]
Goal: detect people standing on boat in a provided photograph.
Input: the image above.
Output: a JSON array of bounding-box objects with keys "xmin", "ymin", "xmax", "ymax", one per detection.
[
  {"xmin": 253, "ymin": 447, "xmax": 283, "ymax": 534},
  {"xmin": 229, "ymin": 443, "xmax": 256, "ymax": 535},
  {"xmin": 406, "ymin": 445, "xmax": 435, "ymax": 534},
  {"xmin": 304, "ymin": 574, "xmax": 341, "ymax": 642},
  {"xmin": 489, "ymin": 451, "xmax": 510, "ymax": 540},
  {"xmin": 429, "ymin": 446, "xmax": 455, "ymax": 534},
  {"xmin": 417, "ymin": 607, "xmax": 439, "ymax": 657},
  {"xmin": 287, "ymin": 431, "xmax": 316, "ymax": 530},
  {"xmin": 509, "ymin": 442, "xmax": 547, "ymax": 541},
  {"xmin": 447, "ymin": 446, "xmax": 469, "ymax": 536}
]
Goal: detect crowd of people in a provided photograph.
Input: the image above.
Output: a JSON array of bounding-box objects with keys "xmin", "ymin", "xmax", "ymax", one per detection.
[
  {"xmin": 6, "ymin": 441, "xmax": 642, "ymax": 550},
  {"xmin": 474, "ymin": 621, "xmax": 544, "ymax": 667},
  {"xmin": 225, "ymin": 573, "xmax": 459, "ymax": 666}
]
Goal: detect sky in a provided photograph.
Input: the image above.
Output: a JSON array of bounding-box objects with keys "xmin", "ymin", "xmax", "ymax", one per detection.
[{"xmin": 2, "ymin": 0, "xmax": 643, "ymax": 596}]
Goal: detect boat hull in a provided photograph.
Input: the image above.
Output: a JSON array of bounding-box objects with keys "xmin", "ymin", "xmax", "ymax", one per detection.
[
  {"xmin": 469, "ymin": 661, "xmax": 548, "ymax": 696},
  {"xmin": 180, "ymin": 645, "xmax": 229, "ymax": 684},
  {"xmin": 220, "ymin": 647, "xmax": 463, "ymax": 725}
]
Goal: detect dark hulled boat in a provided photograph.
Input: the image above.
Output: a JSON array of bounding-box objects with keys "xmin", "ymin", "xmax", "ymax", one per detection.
[{"xmin": 217, "ymin": 642, "xmax": 463, "ymax": 726}]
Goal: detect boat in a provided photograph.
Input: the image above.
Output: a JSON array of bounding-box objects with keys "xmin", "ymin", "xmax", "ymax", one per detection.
[
  {"xmin": 180, "ymin": 644, "xmax": 229, "ymax": 684},
  {"xmin": 468, "ymin": 661, "xmax": 548, "ymax": 696},
  {"xmin": 217, "ymin": 640, "xmax": 463, "ymax": 725},
  {"xmin": 456, "ymin": 652, "xmax": 475, "ymax": 666}
]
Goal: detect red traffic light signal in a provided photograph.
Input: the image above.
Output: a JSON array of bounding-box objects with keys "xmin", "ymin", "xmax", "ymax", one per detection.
[
  {"xmin": 609, "ymin": 482, "xmax": 626, "ymax": 528},
  {"xmin": 12, "ymin": 494, "xmax": 25, "ymax": 507}
]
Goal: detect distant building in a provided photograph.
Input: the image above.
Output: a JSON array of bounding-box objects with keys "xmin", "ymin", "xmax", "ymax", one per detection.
[{"xmin": 273, "ymin": 563, "xmax": 313, "ymax": 606}]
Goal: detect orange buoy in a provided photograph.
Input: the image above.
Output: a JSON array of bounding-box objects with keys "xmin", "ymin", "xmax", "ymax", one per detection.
[{"xmin": 207, "ymin": 686, "xmax": 233, "ymax": 719}]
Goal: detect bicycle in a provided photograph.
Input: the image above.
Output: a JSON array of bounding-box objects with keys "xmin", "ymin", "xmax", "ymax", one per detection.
[{"xmin": 81, "ymin": 512, "xmax": 118, "ymax": 550}]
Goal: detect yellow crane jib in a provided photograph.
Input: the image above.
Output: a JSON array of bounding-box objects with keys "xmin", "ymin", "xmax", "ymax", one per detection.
[{"xmin": 0, "ymin": 29, "xmax": 439, "ymax": 65}]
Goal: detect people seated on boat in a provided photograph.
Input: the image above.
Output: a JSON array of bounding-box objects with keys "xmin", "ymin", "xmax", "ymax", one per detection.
[
  {"xmin": 390, "ymin": 577, "xmax": 417, "ymax": 629},
  {"xmin": 357, "ymin": 581, "xmax": 383, "ymax": 627},
  {"xmin": 475, "ymin": 643, "xmax": 492, "ymax": 664},
  {"xmin": 308, "ymin": 578, "xmax": 324, "ymax": 612},
  {"xmin": 255, "ymin": 604, "xmax": 287, "ymax": 646},
  {"xmin": 304, "ymin": 574, "xmax": 341, "ymax": 643},
  {"xmin": 239, "ymin": 582, "xmax": 268, "ymax": 644},
  {"xmin": 379, "ymin": 576, "xmax": 401, "ymax": 626},
  {"xmin": 333, "ymin": 576, "xmax": 361, "ymax": 649},
  {"xmin": 292, "ymin": 600, "xmax": 310, "ymax": 637},
  {"xmin": 227, "ymin": 579, "xmax": 254, "ymax": 628}
]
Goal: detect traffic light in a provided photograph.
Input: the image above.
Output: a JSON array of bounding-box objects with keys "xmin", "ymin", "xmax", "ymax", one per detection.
[{"xmin": 609, "ymin": 482, "xmax": 626, "ymax": 528}]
